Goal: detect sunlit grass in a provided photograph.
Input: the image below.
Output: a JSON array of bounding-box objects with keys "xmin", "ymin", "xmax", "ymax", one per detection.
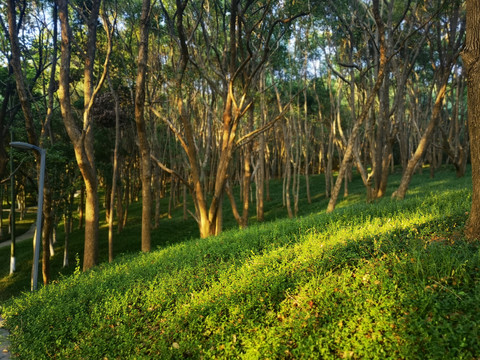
[{"xmin": 1, "ymin": 166, "xmax": 478, "ymax": 359}]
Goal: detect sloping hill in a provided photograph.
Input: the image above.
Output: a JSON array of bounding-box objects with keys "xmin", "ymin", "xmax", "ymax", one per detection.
[{"xmin": 2, "ymin": 169, "xmax": 479, "ymax": 359}]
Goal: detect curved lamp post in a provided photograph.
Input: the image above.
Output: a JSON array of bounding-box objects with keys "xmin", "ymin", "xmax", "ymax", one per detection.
[{"xmin": 10, "ymin": 142, "xmax": 46, "ymax": 291}]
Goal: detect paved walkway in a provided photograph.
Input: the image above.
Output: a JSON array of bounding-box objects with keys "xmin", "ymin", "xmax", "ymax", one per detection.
[
  {"xmin": 0, "ymin": 223, "xmax": 36, "ymax": 249},
  {"xmin": 0, "ymin": 316, "xmax": 10, "ymax": 359}
]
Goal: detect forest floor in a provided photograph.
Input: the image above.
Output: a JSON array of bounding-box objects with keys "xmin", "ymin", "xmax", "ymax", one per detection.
[{"xmin": 0, "ymin": 166, "xmax": 478, "ymax": 359}]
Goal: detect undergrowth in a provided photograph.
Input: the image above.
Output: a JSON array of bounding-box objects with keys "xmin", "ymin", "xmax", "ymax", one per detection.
[{"xmin": 1, "ymin": 168, "xmax": 479, "ymax": 359}]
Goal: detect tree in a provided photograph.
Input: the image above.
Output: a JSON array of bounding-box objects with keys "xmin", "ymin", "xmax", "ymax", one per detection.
[
  {"xmin": 463, "ymin": 0, "xmax": 480, "ymax": 240},
  {"xmin": 135, "ymin": 0, "xmax": 152, "ymax": 252},
  {"xmin": 327, "ymin": 0, "xmax": 388, "ymax": 213},
  {"xmin": 150, "ymin": 0, "xmax": 305, "ymax": 238},
  {"xmin": 5, "ymin": 0, "xmax": 56, "ymax": 282},
  {"xmin": 392, "ymin": 1, "xmax": 465, "ymax": 200},
  {"xmin": 57, "ymin": 0, "xmax": 111, "ymax": 270}
]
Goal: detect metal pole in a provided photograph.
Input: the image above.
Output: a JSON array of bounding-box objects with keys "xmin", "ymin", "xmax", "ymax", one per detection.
[
  {"xmin": 10, "ymin": 142, "xmax": 46, "ymax": 291},
  {"xmin": 32, "ymin": 148, "xmax": 45, "ymax": 291},
  {"xmin": 9, "ymin": 136, "xmax": 16, "ymax": 274}
]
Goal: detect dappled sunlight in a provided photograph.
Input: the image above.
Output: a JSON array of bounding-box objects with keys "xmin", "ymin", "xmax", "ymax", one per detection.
[{"xmin": 2, "ymin": 175, "xmax": 478, "ymax": 358}]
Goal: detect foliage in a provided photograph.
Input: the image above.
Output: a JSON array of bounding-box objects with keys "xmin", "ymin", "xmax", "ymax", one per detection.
[{"xmin": 1, "ymin": 167, "xmax": 478, "ymax": 359}]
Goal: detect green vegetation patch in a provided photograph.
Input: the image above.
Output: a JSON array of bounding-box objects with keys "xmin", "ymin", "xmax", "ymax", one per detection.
[{"xmin": 2, "ymin": 174, "xmax": 480, "ymax": 359}]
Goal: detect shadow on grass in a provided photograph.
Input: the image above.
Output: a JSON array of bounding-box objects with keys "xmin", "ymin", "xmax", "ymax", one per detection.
[
  {"xmin": 3, "ymin": 184, "xmax": 479, "ymax": 358},
  {"xmin": 0, "ymin": 165, "xmax": 472, "ymax": 302}
]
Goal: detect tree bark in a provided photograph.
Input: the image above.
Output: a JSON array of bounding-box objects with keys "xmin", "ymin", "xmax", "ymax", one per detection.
[
  {"xmin": 58, "ymin": 0, "xmax": 104, "ymax": 270},
  {"xmin": 327, "ymin": 0, "xmax": 387, "ymax": 213},
  {"xmin": 256, "ymin": 131, "xmax": 265, "ymax": 222},
  {"xmin": 392, "ymin": 72, "xmax": 450, "ymax": 200},
  {"xmin": 107, "ymin": 75, "xmax": 120, "ymax": 262},
  {"xmin": 463, "ymin": 0, "xmax": 480, "ymax": 240},
  {"xmin": 240, "ymin": 104, "xmax": 254, "ymax": 228},
  {"xmin": 135, "ymin": 0, "xmax": 152, "ymax": 252}
]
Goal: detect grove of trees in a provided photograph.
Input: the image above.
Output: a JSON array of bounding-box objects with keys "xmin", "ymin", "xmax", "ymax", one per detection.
[{"xmin": 0, "ymin": 0, "xmax": 474, "ymax": 280}]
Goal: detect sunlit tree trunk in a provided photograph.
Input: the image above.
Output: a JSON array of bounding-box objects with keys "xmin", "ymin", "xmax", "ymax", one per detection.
[
  {"xmin": 327, "ymin": 0, "xmax": 387, "ymax": 213},
  {"xmin": 58, "ymin": 0, "xmax": 109, "ymax": 270},
  {"xmin": 392, "ymin": 72, "xmax": 455, "ymax": 200}
]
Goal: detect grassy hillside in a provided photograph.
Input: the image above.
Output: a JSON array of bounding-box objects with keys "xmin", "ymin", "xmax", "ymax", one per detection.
[{"xmin": 1, "ymin": 167, "xmax": 480, "ymax": 359}]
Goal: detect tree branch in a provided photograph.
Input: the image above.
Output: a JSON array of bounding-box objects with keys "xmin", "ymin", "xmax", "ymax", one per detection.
[
  {"xmin": 151, "ymin": 154, "xmax": 193, "ymax": 191},
  {"xmin": 235, "ymin": 86, "xmax": 305, "ymax": 149}
]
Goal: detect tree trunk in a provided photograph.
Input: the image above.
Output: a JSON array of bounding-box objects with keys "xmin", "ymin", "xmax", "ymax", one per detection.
[
  {"xmin": 78, "ymin": 185, "xmax": 84, "ymax": 229},
  {"xmin": 107, "ymin": 75, "xmax": 120, "ymax": 262},
  {"xmin": 283, "ymin": 123, "xmax": 294, "ymax": 219},
  {"xmin": 154, "ymin": 166, "xmax": 162, "ymax": 228},
  {"xmin": 392, "ymin": 74, "xmax": 450, "ymax": 200},
  {"xmin": 168, "ymin": 177, "xmax": 175, "ymax": 219},
  {"xmin": 240, "ymin": 104, "xmax": 254, "ymax": 228},
  {"xmin": 41, "ymin": 188, "xmax": 53, "ymax": 283},
  {"xmin": 183, "ymin": 183, "xmax": 187, "ymax": 221},
  {"xmin": 327, "ymin": 0, "xmax": 388, "ymax": 213},
  {"xmin": 58, "ymin": 0, "xmax": 103, "ymax": 271},
  {"xmin": 463, "ymin": 0, "xmax": 480, "ymax": 240},
  {"xmin": 256, "ymin": 131, "xmax": 265, "ymax": 222},
  {"xmin": 135, "ymin": 0, "xmax": 152, "ymax": 252},
  {"xmin": 7, "ymin": 0, "xmax": 53, "ymax": 283},
  {"xmin": 116, "ymin": 185, "xmax": 124, "ymax": 233},
  {"xmin": 63, "ymin": 214, "xmax": 70, "ymax": 267},
  {"xmin": 374, "ymin": 71, "xmax": 390, "ymax": 198}
]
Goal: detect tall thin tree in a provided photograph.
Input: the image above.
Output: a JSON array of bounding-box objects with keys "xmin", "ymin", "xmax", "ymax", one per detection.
[
  {"xmin": 463, "ymin": 0, "xmax": 480, "ymax": 239},
  {"xmin": 135, "ymin": 0, "xmax": 152, "ymax": 252},
  {"xmin": 58, "ymin": 0, "xmax": 110, "ymax": 270}
]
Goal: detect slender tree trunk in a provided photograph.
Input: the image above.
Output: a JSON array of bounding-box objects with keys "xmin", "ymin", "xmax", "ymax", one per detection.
[
  {"xmin": 78, "ymin": 185, "xmax": 84, "ymax": 229},
  {"xmin": 392, "ymin": 74, "xmax": 450, "ymax": 200},
  {"xmin": 135, "ymin": 0, "xmax": 152, "ymax": 252},
  {"xmin": 0, "ymin": 77, "xmax": 13, "ymax": 180},
  {"xmin": 63, "ymin": 214, "xmax": 69, "ymax": 267},
  {"xmin": 374, "ymin": 71, "xmax": 390, "ymax": 198},
  {"xmin": 463, "ymin": 0, "xmax": 480, "ymax": 239},
  {"xmin": 7, "ymin": 0, "xmax": 54, "ymax": 282},
  {"xmin": 58, "ymin": 0, "xmax": 104, "ymax": 271},
  {"xmin": 154, "ymin": 166, "xmax": 162, "ymax": 228},
  {"xmin": 107, "ymin": 75, "xmax": 120, "ymax": 262},
  {"xmin": 256, "ymin": 71, "xmax": 266, "ymax": 222},
  {"xmin": 240, "ymin": 104, "xmax": 254, "ymax": 228},
  {"xmin": 256, "ymin": 130, "xmax": 265, "ymax": 222},
  {"xmin": 327, "ymin": 0, "xmax": 387, "ymax": 213},
  {"xmin": 41, "ymin": 189, "xmax": 52, "ymax": 283},
  {"xmin": 116, "ymin": 185, "xmax": 124, "ymax": 233},
  {"xmin": 183, "ymin": 183, "xmax": 187, "ymax": 220},
  {"xmin": 304, "ymin": 107, "xmax": 312, "ymax": 204},
  {"xmin": 168, "ymin": 176, "xmax": 175, "ymax": 219},
  {"xmin": 283, "ymin": 123, "xmax": 294, "ymax": 219}
]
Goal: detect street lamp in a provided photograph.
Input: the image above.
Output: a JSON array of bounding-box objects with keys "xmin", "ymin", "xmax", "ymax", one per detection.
[
  {"xmin": 10, "ymin": 142, "xmax": 46, "ymax": 291},
  {"xmin": 10, "ymin": 134, "xmax": 16, "ymax": 275}
]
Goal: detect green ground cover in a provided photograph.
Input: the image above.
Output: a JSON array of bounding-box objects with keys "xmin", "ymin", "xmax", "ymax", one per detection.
[{"xmin": 1, "ymin": 167, "xmax": 479, "ymax": 359}]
